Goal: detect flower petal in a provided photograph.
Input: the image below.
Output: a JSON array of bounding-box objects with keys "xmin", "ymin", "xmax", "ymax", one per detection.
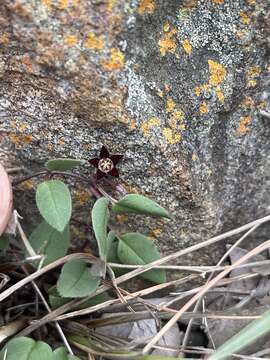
[
  {"xmin": 96, "ymin": 169, "xmax": 106, "ymax": 180},
  {"xmin": 100, "ymin": 146, "xmax": 110, "ymax": 158},
  {"xmin": 88, "ymin": 158, "xmax": 99, "ymax": 168},
  {"xmin": 109, "ymin": 168, "xmax": 119, "ymax": 177},
  {"xmin": 110, "ymin": 155, "xmax": 123, "ymax": 165}
]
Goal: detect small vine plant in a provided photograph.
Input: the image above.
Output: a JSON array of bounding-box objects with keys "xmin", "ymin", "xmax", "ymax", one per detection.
[{"xmin": 0, "ymin": 146, "xmax": 172, "ymax": 360}]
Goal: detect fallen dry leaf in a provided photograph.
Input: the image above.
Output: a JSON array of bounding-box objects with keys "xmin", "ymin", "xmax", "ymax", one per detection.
[{"xmin": 0, "ymin": 164, "xmax": 13, "ymax": 236}]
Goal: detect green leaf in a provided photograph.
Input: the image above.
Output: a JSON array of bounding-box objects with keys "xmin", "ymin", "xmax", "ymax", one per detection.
[
  {"xmin": 36, "ymin": 180, "xmax": 72, "ymax": 232},
  {"xmin": 111, "ymin": 194, "xmax": 171, "ymax": 219},
  {"xmin": 0, "ymin": 337, "xmax": 53, "ymax": 360},
  {"xmin": 57, "ymin": 259, "xmax": 100, "ymax": 298},
  {"xmin": 118, "ymin": 233, "xmax": 166, "ymax": 284},
  {"xmin": 46, "ymin": 158, "xmax": 83, "ymax": 172},
  {"xmin": 29, "ymin": 221, "xmax": 70, "ymax": 266},
  {"xmin": 107, "ymin": 239, "xmax": 127, "ymax": 276},
  {"xmin": 91, "ymin": 197, "xmax": 110, "ymax": 261},
  {"xmin": 209, "ymin": 308, "xmax": 270, "ymax": 360},
  {"xmin": 0, "ymin": 235, "xmax": 9, "ymax": 251},
  {"xmin": 49, "ymin": 286, "xmax": 112, "ymax": 310},
  {"xmin": 53, "ymin": 347, "xmax": 81, "ymax": 360}
]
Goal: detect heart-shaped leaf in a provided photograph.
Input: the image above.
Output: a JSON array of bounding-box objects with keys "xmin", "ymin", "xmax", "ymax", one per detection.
[
  {"xmin": 112, "ymin": 194, "xmax": 171, "ymax": 219},
  {"xmin": 49, "ymin": 286, "xmax": 112, "ymax": 310},
  {"xmin": 29, "ymin": 221, "xmax": 70, "ymax": 266},
  {"xmin": 53, "ymin": 347, "xmax": 81, "ymax": 360},
  {"xmin": 91, "ymin": 198, "xmax": 110, "ymax": 261},
  {"xmin": 57, "ymin": 259, "xmax": 100, "ymax": 298},
  {"xmin": 118, "ymin": 233, "xmax": 166, "ymax": 284},
  {"xmin": 0, "ymin": 337, "xmax": 53, "ymax": 360},
  {"xmin": 36, "ymin": 180, "xmax": 72, "ymax": 232},
  {"xmin": 46, "ymin": 159, "xmax": 83, "ymax": 172}
]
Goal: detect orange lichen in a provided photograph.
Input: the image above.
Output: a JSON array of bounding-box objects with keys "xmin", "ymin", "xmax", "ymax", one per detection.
[
  {"xmin": 65, "ymin": 35, "xmax": 78, "ymax": 47},
  {"xmin": 166, "ymin": 98, "xmax": 176, "ymax": 113},
  {"xmin": 211, "ymin": 0, "xmax": 224, "ymax": 3},
  {"xmin": 216, "ymin": 90, "xmax": 225, "ymax": 103},
  {"xmin": 208, "ymin": 60, "xmax": 227, "ymax": 86},
  {"xmin": 169, "ymin": 109, "xmax": 184, "ymax": 129},
  {"xmin": 181, "ymin": 39, "xmax": 192, "ymax": 55},
  {"xmin": 163, "ymin": 128, "xmax": 181, "ymax": 144},
  {"xmin": 151, "ymin": 228, "xmax": 162, "ymax": 238},
  {"xmin": 199, "ymin": 102, "xmax": 208, "ymax": 114},
  {"xmin": 58, "ymin": 0, "xmax": 68, "ymax": 9},
  {"xmin": 116, "ymin": 214, "xmax": 128, "ymax": 224},
  {"xmin": 84, "ymin": 32, "xmax": 104, "ymax": 51},
  {"xmin": 9, "ymin": 134, "xmax": 33, "ymax": 146},
  {"xmin": 138, "ymin": 0, "xmax": 155, "ymax": 14},
  {"xmin": 159, "ymin": 28, "xmax": 177, "ymax": 57},
  {"xmin": 102, "ymin": 48, "xmax": 125, "ymax": 71},
  {"xmin": 240, "ymin": 11, "xmax": 251, "ymax": 25},
  {"xmin": 0, "ymin": 33, "xmax": 9, "ymax": 45},
  {"xmin": 42, "ymin": 0, "xmax": 52, "ymax": 8},
  {"xmin": 20, "ymin": 180, "xmax": 34, "ymax": 191},
  {"xmin": 129, "ymin": 120, "xmax": 137, "ymax": 130},
  {"xmin": 238, "ymin": 116, "xmax": 251, "ymax": 135},
  {"xmin": 241, "ymin": 96, "xmax": 254, "ymax": 108},
  {"xmin": 141, "ymin": 117, "xmax": 160, "ymax": 137},
  {"xmin": 75, "ymin": 190, "xmax": 92, "ymax": 205}
]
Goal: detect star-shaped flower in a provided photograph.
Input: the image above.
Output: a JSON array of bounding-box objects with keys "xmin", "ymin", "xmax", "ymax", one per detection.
[{"xmin": 88, "ymin": 146, "xmax": 123, "ymax": 180}]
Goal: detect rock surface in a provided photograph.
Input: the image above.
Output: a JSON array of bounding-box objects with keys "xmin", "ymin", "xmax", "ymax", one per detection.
[{"xmin": 0, "ymin": 0, "xmax": 269, "ymax": 264}]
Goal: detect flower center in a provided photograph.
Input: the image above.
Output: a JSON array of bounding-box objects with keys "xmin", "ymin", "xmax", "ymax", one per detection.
[{"xmin": 98, "ymin": 158, "xmax": 114, "ymax": 173}]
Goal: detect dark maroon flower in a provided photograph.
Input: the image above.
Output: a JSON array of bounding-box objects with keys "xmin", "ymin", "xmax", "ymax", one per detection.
[{"xmin": 88, "ymin": 146, "xmax": 123, "ymax": 180}]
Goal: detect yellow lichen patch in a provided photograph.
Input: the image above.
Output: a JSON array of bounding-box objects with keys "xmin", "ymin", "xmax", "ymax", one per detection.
[
  {"xmin": 157, "ymin": 89, "xmax": 164, "ymax": 97},
  {"xmin": 166, "ymin": 98, "xmax": 176, "ymax": 113},
  {"xmin": 9, "ymin": 134, "xmax": 33, "ymax": 146},
  {"xmin": 216, "ymin": 90, "xmax": 225, "ymax": 103},
  {"xmin": 84, "ymin": 32, "xmax": 104, "ymax": 51},
  {"xmin": 151, "ymin": 228, "xmax": 162, "ymax": 238},
  {"xmin": 199, "ymin": 102, "xmax": 208, "ymax": 114},
  {"xmin": 247, "ymin": 66, "xmax": 261, "ymax": 78},
  {"xmin": 246, "ymin": 0, "xmax": 256, "ymax": 4},
  {"xmin": 211, "ymin": 0, "xmax": 224, "ymax": 3},
  {"xmin": 18, "ymin": 123, "xmax": 28, "ymax": 132},
  {"xmin": 238, "ymin": 116, "xmax": 251, "ymax": 135},
  {"xmin": 59, "ymin": 139, "xmax": 65, "ymax": 146},
  {"xmin": 102, "ymin": 48, "xmax": 125, "ymax": 71},
  {"xmin": 19, "ymin": 180, "xmax": 34, "ymax": 191},
  {"xmin": 138, "ymin": 0, "xmax": 155, "ymax": 14},
  {"xmin": 208, "ymin": 60, "xmax": 227, "ymax": 86},
  {"xmin": 240, "ymin": 11, "xmax": 251, "ymax": 25},
  {"xmin": 107, "ymin": 0, "xmax": 117, "ymax": 11},
  {"xmin": 65, "ymin": 34, "xmax": 78, "ymax": 47},
  {"xmin": 163, "ymin": 22, "xmax": 170, "ymax": 32},
  {"xmin": 116, "ymin": 214, "xmax": 128, "ymax": 224},
  {"xmin": 248, "ymin": 79, "xmax": 257, "ymax": 87},
  {"xmin": 257, "ymin": 101, "xmax": 267, "ymax": 109},
  {"xmin": 236, "ymin": 30, "xmax": 245, "ymax": 38},
  {"xmin": 0, "ymin": 33, "xmax": 9, "ymax": 45},
  {"xmin": 241, "ymin": 96, "xmax": 254, "ymax": 108},
  {"xmin": 163, "ymin": 128, "xmax": 181, "ymax": 144},
  {"xmin": 141, "ymin": 117, "xmax": 160, "ymax": 137},
  {"xmin": 194, "ymin": 86, "xmax": 201, "ymax": 96},
  {"xmin": 169, "ymin": 109, "xmax": 184, "ymax": 129},
  {"xmin": 181, "ymin": 39, "xmax": 192, "ymax": 55},
  {"xmin": 159, "ymin": 28, "xmax": 177, "ymax": 57},
  {"xmin": 192, "ymin": 153, "xmax": 198, "ymax": 161},
  {"xmin": 75, "ymin": 190, "xmax": 92, "ymax": 205}
]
